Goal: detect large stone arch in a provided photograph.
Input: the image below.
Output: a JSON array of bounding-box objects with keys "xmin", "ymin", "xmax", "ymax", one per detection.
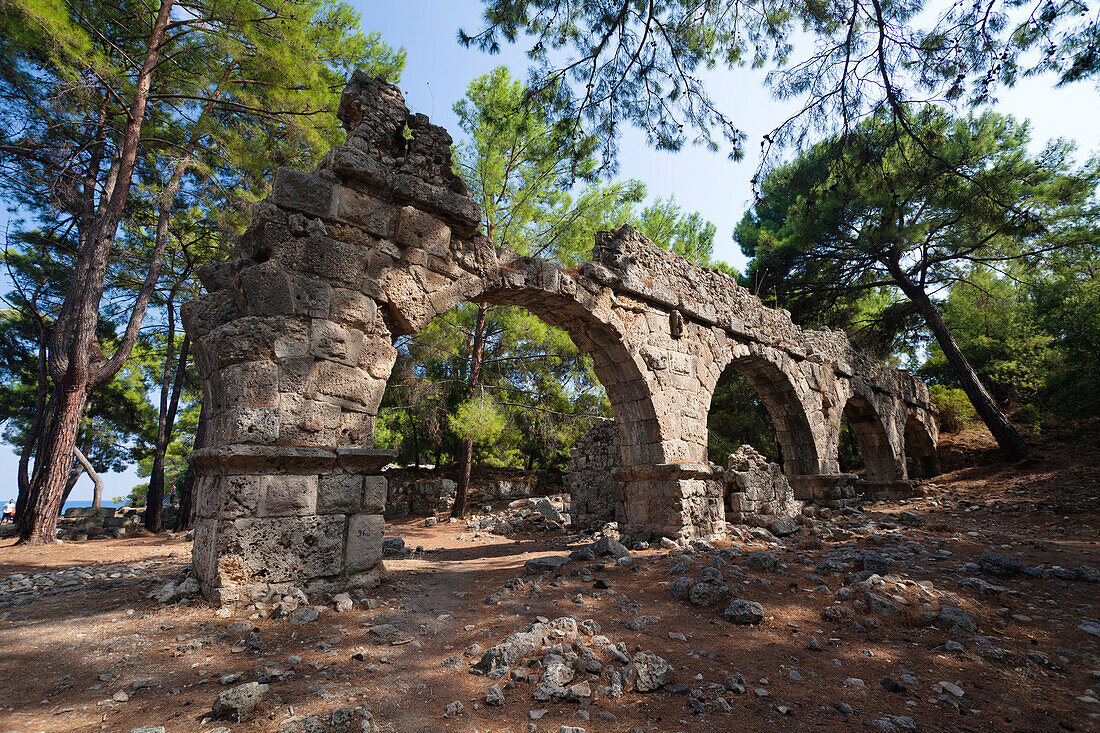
[
  {"xmin": 183, "ymin": 72, "xmax": 940, "ymax": 604},
  {"xmin": 369, "ymin": 255, "xmax": 664, "ymax": 468},
  {"xmin": 707, "ymin": 344, "xmax": 822, "ymax": 476}
]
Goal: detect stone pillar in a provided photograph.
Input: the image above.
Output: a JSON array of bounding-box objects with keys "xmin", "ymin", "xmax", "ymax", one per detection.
[
  {"xmin": 614, "ymin": 463, "xmax": 725, "ymax": 541},
  {"xmin": 189, "ymin": 445, "xmax": 393, "ymax": 604}
]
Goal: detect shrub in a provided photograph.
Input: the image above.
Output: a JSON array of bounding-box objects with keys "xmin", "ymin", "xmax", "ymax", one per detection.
[
  {"xmin": 930, "ymin": 385, "xmax": 978, "ymax": 433},
  {"xmin": 1015, "ymin": 404, "xmax": 1042, "ymax": 435}
]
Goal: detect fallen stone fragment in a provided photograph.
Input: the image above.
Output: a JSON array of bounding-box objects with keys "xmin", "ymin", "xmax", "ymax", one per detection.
[
  {"xmin": 623, "ymin": 650, "xmax": 672, "ymax": 692},
  {"xmin": 979, "ymin": 550, "xmax": 1021, "ymax": 577},
  {"xmin": 688, "ymin": 581, "xmax": 730, "ymax": 607},
  {"xmin": 212, "ymin": 682, "xmax": 268, "ymax": 722},
  {"xmin": 534, "ymin": 498, "xmax": 564, "ymax": 523},
  {"xmin": 524, "ymin": 556, "xmax": 571, "ymax": 573},
  {"xmin": 332, "ymin": 593, "xmax": 353, "ymax": 612},
  {"xmin": 287, "ymin": 606, "xmax": 319, "ymax": 624},
  {"xmin": 723, "ymin": 599, "xmax": 765, "ymax": 625},
  {"xmin": 865, "ymin": 592, "xmax": 903, "ymax": 618},
  {"xmin": 485, "ymin": 684, "xmax": 505, "ymax": 706},
  {"xmin": 592, "ymin": 536, "xmax": 630, "ymax": 558},
  {"xmin": 937, "ymin": 605, "xmax": 977, "ymax": 634}
]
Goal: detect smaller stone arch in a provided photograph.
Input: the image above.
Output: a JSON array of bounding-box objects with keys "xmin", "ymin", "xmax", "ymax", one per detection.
[
  {"xmin": 841, "ymin": 394, "xmax": 901, "ymax": 481},
  {"xmin": 711, "ymin": 349, "xmax": 821, "ymax": 476},
  {"xmin": 904, "ymin": 413, "xmax": 940, "ymax": 479}
]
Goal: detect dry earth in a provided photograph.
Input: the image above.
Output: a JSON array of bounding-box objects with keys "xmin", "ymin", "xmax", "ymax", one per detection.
[{"xmin": 1, "ymin": 428, "xmax": 1098, "ymax": 733}]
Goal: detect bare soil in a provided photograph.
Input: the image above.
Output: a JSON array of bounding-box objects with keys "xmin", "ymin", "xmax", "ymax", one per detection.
[{"xmin": 1, "ymin": 427, "xmax": 1098, "ymax": 732}]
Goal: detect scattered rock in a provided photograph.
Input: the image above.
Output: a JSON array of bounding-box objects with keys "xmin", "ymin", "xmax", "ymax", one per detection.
[
  {"xmin": 287, "ymin": 606, "xmax": 319, "ymax": 624},
  {"xmin": 979, "ymin": 550, "xmax": 1021, "ymax": 578},
  {"xmin": 623, "ymin": 650, "xmax": 672, "ymax": 692},
  {"xmin": 723, "ymin": 599, "xmax": 765, "ymax": 625},
  {"xmin": 486, "ymin": 684, "xmax": 505, "ymax": 706},
  {"xmin": 212, "ymin": 682, "xmax": 268, "ymax": 722}
]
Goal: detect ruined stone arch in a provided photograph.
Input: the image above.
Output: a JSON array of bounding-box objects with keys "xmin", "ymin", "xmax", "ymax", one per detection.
[
  {"xmin": 904, "ymin": 412, "xmax": 940, "ymax": 479},
  {"xmin": 370, "ymin": 261, "xmax": 665, "ymax": 468},
  {"xmin": 182, "ymin": 72, "xmax": 940, "ymax": 604},
  {"xmin": 707, "ymin": 345, "xmax": 822, "ymax": 476},
  {"xmin": 839, "ymin": 392, "xmax": 903, "ymax": 481}
]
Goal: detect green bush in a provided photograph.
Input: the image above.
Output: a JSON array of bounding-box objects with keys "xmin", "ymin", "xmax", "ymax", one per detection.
[
  {"xmin": 930, "ymin": 385, "xmax": 978, "ymax": 433},
  {"xmin": 1015, "ymin": 404, "xmax": 1042, "ymax": 435}
]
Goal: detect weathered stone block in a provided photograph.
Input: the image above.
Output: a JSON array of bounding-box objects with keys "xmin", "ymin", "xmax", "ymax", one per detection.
[
  {"xmin": 218, "ymin": 361, "xmax": 279, "ymax": 409},
  {"xmin": 338, "ymin": 409, "xmax": 376, "ymax": 444},
  {"xmin": 394, "ymin": 206, "xmax": 450, "ymax": 256},
  {"xmin": 331, "ymin": 288, "xmax": 378, "ymax": 330},
  {"xmin": 309, "ymin": 361, "xmax": 381, "ymax": 408},
  {"xmin": 288, "ymin": 274, "xmax": 333, "ymax": 318},
  {"xmin": 297, "ymin": 235, "xmax": 368, "ymax": 286},
  {"xmin": 237, "ymin": 261, "xmax": 295, "ymax": 316},
  {"xmin": 363, "ymin": 475, "xmax": 387, "ymax": 513},
  {"xmin": 332, "ymin": 186, "xmax": 397, "ymax": 238},
  {"xmin": 318, "ymin": 472, "xmax": 364, "ymax": 515},
  {"xmin": 183, "ymin": 291, "xmax": 240, "ymax": 339},
  {"xmin": 271, "ymin": 169, "xmax": 334, "ymax": 219},
  {"xmin": 217, "ymin": 474, "xmax": 264, "ymax": 519},
  {"xmin": 214, "ymin": 407, "xmax": 279, "ymax": 445},
  {"xmin": 278, "ymin": 356, "xmax": 314, "ymax": 393},
  {"xmin": 277, "ymin": 395, "xmax": 341, "ymax": 447},
  {"xmin": 357, "ymin": 336, "xmax": 397, "ymax": 379},
  {"xmin": 310, "ymin": 319, "xmax": 364, "ymax": 365},
  {"xmin": 216, "ymin": 515, "xmax": 344, "ymax": 584},
  {"xmin": 193, "ymin": 475, "xmax": 219, "ymax": 519},
  {"xmin": 346, "ymin": 513, "xmax": 385, "ymax": 573},
  {"xmin": 257, "ymin": 475, "xmax": 317, "ymax": 517}
]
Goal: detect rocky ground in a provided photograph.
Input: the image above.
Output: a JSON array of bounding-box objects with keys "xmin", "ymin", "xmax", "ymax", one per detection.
[{"xmin": 1, "ymin": 428, "xmax": 1098, "ymax": 733}]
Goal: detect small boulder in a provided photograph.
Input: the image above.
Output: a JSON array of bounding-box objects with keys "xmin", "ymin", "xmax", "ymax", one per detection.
[
  {"xmin": 212, "ymin": 682, "xmax": 268, "ymax": 722},
  {"xmin": 623, "ymin": 650, "xmax": 671, "ymax": 692},
  {"xmin": 723, "ymin": 599, "xmax": 765, "ymax": 625},
  {"xmin": 592, "ymin": 536, "xmax": 630, "ymax": 558},
  {"xmin": 979, "ymin": 550, "xmax": 1021, "ymax": 578},
  {"xmin": 287, "ymin": 606, "xmax": 319, "ymax": 624},
  {"xmin": 937, "ymin": 605, "xmax": 977, "ymax": 634},
  {"xmin": 382, "ymin": 536, "xmax": 406, "ymax": 555},
  {"xmin": 864, "ymin": 592, "xmax": 902, "ymax": 618},
  {"xmin": 688, "ymin": 581, "xmax": 730, "ymax": 607},
  {"xmin": 534, "ymin": 498, "xmax": 564, "ymax": 524},
  {"xmin": 524, "ymin": 555, "xmax": 570, "ymax": 574},
  {"xmin": 745, "ymin": 552, "xmax": 778, "ymax": 573}
]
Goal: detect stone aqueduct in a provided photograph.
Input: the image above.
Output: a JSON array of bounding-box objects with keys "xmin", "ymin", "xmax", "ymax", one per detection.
[{"xmin": 183, "ymin": 73, "xmax": 939, "ymax": 603}]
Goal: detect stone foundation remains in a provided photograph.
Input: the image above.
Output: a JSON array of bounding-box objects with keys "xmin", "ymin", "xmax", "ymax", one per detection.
[
  {"xmin": 565, "ymin": 419, "xmax": 624, "ymax": 530},
  {"xmin": 724, "ymin": 445, "xmax": 802, "ymax": 522},
  {"xmin": 183, "ymin": 71, "xmax": 939, "ymax": 604}
]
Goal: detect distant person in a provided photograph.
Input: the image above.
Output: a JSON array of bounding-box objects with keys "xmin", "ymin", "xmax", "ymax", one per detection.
[{"xmin": 1, "ymin": 499, "xmax": 14, "ymax": 523}]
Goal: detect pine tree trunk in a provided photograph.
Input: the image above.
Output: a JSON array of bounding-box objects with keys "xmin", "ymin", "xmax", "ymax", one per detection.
[
  {"xmin": 147, "ymin": 330, "xmax": 190, "ymax": 533},
  {"xmin": 73, "ymin": 446, "xmax": 104, "ymax": 510},
  {"xmin": 451, "ymin": 303, "xmax": 488, "ymax": 519},
  {"xmin": 18, "ymin": 385, "xmax": 87, "ymax": 544},
  {"xmin": 19, "ymin": 0, "xmax": 175, "ymax": 545},
  {"xmin": 174, "ymin": 398, "xmax": 206, "ymax": 532},
  {"xmin": 894, "ymin": 268, "xmax": 1029, "ymax": 461}
]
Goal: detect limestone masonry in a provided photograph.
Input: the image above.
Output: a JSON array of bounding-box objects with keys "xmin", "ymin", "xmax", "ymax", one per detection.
[{"xmin": 183, "ymin": 72, "xmax": 939, "ymax": 604}]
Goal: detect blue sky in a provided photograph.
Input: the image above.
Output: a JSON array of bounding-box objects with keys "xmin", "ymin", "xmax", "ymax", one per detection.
[{"xmin": 4, "ymin": 0, "xmax": 1098, "ymax": 502}]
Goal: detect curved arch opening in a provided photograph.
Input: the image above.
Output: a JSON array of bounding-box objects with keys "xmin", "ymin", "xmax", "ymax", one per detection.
[
  {"xmin": 840, "ymin": 395, "xmax": 899, "ymax": 481},
  {"xmin": 706, "ymin": 354, "xmax": 819, "ymax": 475},
  {"xmin": 904, "ymin": 414, "xmax": 940, "ymax": 479},
  {"xmin": 370, "ymin": 283, "xmax": 662, "ymax": 504}
]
